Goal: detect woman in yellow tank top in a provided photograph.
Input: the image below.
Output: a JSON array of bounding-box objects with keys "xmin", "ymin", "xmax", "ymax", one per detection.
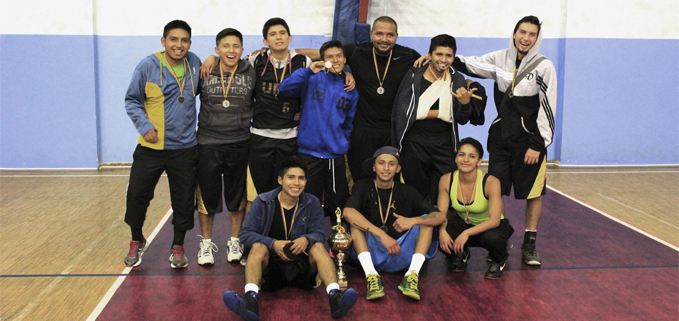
[{"xmin": 436, "ymin": 137, "xmax": 514, "ymax": 279}]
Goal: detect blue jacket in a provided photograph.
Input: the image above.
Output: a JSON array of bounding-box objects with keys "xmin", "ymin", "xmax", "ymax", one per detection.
[
  {"xmin": 125, "ymin": 51, "xmax": 201, "ymax": 150},
  {"xmin": 240, "ymin": 187, "xmax": 326, "ymax": 251},
  {"xmin": 279, "ymin": 68, "xmax": 358, "ymax": 158}
]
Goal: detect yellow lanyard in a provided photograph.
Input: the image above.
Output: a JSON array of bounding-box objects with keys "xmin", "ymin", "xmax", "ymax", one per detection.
[
  {"xmin": 374, "ymin": 180, "xmax": 394, "ymax": 227},
  {"xmin": 372, "ymin": 48, "xmax": 392, "ymax": 88},
  {"xmin": 220, "ymin": 63, "xmax": 237, "ymax": 100},
  {"xmin": 427, "ymin": 64, "xmax": 446, "ymax": 81},
  {"xmin": 278, "ymin": 194, "xmax": 298, "ymax": 240}
]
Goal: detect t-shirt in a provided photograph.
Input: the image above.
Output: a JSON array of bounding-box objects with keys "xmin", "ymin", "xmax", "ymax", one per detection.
[
  {"xmin": 405, "ymin": 76, "xmax": 452, "ymax": 143},
  {"xmin": 269, "ymin": 196, "xmax": 297, "ymax": 241},
  {"xmin": 345, "ymin": 179, "xmax": 436, "ymax": 239},
  {"xmin": 344, "ymin": 43, "xmax": 421, "ymax": 129}
]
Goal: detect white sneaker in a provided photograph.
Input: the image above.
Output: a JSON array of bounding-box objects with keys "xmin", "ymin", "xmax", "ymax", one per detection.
[
  {"xmin": 227, "ymin": 239, "xmax": 243, "ymax": 262},
  {"xmin": 197, "ymin": 236, "xmax": 218, "ymax": 266}
]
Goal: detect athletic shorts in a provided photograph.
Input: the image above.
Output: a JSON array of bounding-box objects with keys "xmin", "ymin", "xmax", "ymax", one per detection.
[
  {"xmin": 196, "ymin": 143, "xmax": 248, "ymax": 214},
  {"xmin": 400, "ymin": 139, "xmax": 457, "ymax": 203},
  {"xmin": 249, "ymin": 134, "xmax": 297, "ymax": 198},
  {"xmin": 347, "ymin": 124, "xmax": 391, "ymax": 183},
  {"xmin": 262, "ymin": 251, "xmax": 317, "ymax": 291},
  {"xmin": 487, "ymin": 139, "xmax": 547, "ymax": 200}
]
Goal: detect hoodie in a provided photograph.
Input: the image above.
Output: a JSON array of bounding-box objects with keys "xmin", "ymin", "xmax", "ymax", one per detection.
[
  {"xmin": 454, "ymin": 25, "xmax": 557, "ymax": 151},
  {"xmin": 197, "ymin": 58, "xmax": 256, "ymax": 145},
  {"xmin": 125, "ymin": 50, "xmax": 202, "ymax": 150}
]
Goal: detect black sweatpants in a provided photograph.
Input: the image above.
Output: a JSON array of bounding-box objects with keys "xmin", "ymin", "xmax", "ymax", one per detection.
[{"xmin": 124, "ymin": 144, "xmax": 197, "ymax": 232}]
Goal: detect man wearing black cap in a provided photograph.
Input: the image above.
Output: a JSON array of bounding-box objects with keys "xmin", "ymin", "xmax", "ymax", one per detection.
[{"xmin": 342, "ymin": 146, "xmax": 445, "ymax": 301}]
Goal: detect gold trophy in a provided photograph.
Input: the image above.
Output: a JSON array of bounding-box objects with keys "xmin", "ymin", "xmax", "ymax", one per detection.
[{"xmin": 327, "ymin": 207, "xmax": 352, "ymax": 288}]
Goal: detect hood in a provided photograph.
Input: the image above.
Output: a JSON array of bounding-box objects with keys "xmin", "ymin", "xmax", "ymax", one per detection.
[{"xmin": 507, "ymin": 23, "xmax": 544, "ymax": 72}]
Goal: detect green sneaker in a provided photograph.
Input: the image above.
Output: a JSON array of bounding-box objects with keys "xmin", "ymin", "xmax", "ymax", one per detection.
[
  {"xmin": 365, "ymin": 273, "xmax": 385, "ymax": 300},
  {"xmin": 398, "ymin": 270, "xmax": 420, "ymax": 300}
]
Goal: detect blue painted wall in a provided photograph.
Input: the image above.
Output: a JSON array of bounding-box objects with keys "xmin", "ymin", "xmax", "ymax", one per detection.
[
  {"xmin": 560, "ymin": 39, "xmax": 678, "ymax": 165},
  {"xmin": 0, "ymin": 34, "xmax": 677, "ymax": 167},
  {"xmin": 1, "ymin": 35, "xmax": 98, "ymax": 168}
]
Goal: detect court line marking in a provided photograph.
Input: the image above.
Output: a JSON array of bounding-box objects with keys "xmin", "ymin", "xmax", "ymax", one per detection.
[
  {"xmin": 86, "ymin": 204, "xmax": 174, "ymax": 321},
  {"xmin": 547, "ymin": 185, "xmax": 679, "ymax": 252}
]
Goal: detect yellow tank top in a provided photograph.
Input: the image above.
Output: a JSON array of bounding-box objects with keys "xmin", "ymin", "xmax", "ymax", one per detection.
[{"xmin": 449, "ymin": 170, "xmax": 503, "ymax": 225}]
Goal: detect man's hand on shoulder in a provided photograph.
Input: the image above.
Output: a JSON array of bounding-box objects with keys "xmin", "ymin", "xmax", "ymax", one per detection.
[{"xmin": 344, "ymin": 72, "xmax": 355, "ymax": 92}]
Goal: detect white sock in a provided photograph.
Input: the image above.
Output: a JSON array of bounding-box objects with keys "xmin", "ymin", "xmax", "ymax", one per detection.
[
  {"xmin": 326, "ymin": 283, "xmax": 340, "ymax": 294},
  {"xmin": 203, "ymin": 238, "xmax": 211, "ymax": 243},
  {"xmin": 357, "ymin": 252, "xmax": 378, "ymax": 276},
  {"xmin": 231, "ymin": 236, "xmax": 240, "ymax": 243},
  {"xmin": 406, "ymin": 253, "xmax": 426, "ymax": 276},
  {"xmin": 244, "ymin": 283, "xmax": 259, "ymax": 294}
]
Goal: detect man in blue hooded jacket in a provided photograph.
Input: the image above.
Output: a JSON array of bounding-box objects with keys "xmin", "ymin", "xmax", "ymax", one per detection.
[{"xmin": 222, "ymin": 156, "xmax": 357, "ymax": 320}]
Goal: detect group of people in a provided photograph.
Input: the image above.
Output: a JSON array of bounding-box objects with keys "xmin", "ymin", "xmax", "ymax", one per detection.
[{"xmin": 122, "ymin": 13, "xmax": 556, "ymax": 320}]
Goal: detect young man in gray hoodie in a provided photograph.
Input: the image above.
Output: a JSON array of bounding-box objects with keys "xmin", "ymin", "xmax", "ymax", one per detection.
[{"xmin": 195, "ymin": 28, "xmax": 256, "ymax": 266}]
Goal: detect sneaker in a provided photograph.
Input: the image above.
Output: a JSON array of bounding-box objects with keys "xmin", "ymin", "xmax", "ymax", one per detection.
[
  {"xmin": 124, "ymin": 239, "xmax": 147, "ymax": 267},
  {"xmin": 398, "ymin": 271, "xmax": 420, "ymax": 300},
  {"xmin": 328, "ymin": 288, "xmax": 358, "ymax": 319},
  {"xmin": 487, "ymin": 240, "xmax": 513, "ymax": 262},
  {"xmin": 228, "ymin": 239, "xmax": 243, "ymax": 262},
  {"xmin": 365, "ymin": 273, "xmax": 384, "ymax": 300},
  {"xmin": 169, "ymin": 244, "xmax": 188, "ymax": 269},
  {"xmin": 451, "ymin": 249, "xmax": 470, "ymax": 272},
  {"xmin": 197, "ymin": 236, "xmax": 218, "ymax": 266},
  {"xmin": 521, "ymin": 242, "xmax": 542, "ymax": 266},
  {"xmin": 223, "ymin": 290, "xmax": 259, "ymax": 321},
  {"xmin": 485, "ymin": 261, "xmax": 506, "ymax": 279}
]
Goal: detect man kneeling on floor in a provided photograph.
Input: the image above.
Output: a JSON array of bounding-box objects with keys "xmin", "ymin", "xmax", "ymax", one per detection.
[
  {"xmin": 343, "ymin": 146, "xmax": 445, "ymax": 301},
  {"xmin": 223, "ymin": 156, "xmax": 357, "ymax": 320}
]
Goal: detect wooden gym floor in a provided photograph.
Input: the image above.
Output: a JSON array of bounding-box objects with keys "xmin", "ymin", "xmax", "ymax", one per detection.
[{"xmin": 0, "ymin": 165, "xmax": 677, "ymax": 320}]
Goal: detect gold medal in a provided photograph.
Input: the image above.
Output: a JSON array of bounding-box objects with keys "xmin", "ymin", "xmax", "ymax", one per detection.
[
  {"xmin": 220, "ymin": 61, "xmax": 237, "ymax": 108},
  {"xmin": 372, "ymin": 48, "xmax": 392, "ymax": 96}
]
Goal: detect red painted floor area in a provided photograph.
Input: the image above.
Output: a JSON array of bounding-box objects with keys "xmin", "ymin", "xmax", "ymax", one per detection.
[{"xmin": 98, "ymin": 190, "xmax": 679, "ymax": 320}]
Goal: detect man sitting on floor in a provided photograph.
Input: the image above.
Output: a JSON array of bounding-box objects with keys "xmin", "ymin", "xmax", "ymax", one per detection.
[
  {"xmin": 222, "ymin": 156, "xmax": 357, "ymax": 320},
  {"xmin": 342, "ymin": 146, "xmax": 445, "ymax": 301}
]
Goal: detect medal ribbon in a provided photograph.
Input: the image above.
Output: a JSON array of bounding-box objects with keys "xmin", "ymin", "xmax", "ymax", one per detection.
[
  {"xmin": 427, "ymin": 64, "xmax": 447, "ymax": 82},
  {"xmin": 458, "ymin": 170, "xmax": 478, "ymax": 222},
  {"xmin": 164, "ymin": 52, "xmax": 187, "ymax": 96},
  {"xmin": 374, "ymin": 180, "xmax": 394, "ymax": 227},
  {"xmin": 220, "ymin": 62, "xmax": 238, "ymax": 100},
  {"xmin": 163, "ymin": 52, "xmax": 195, "ymax": 97},
  {"xmin": 372, "ymin": 48, "xmax": 392, "ymax": 88},
  {"xmin": 278, "ymin": 193, "xmax": 298, "ymax": 240}
]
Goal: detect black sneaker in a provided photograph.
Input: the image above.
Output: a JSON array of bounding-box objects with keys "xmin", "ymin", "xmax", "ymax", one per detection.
[
  {"xmin": 484, "ymin": 261, "xmax": 506, "ymax": 279},
  {"xmin": 328, "ymin": 288, "xmax": 358, "ymax": 319},
  {"xmin": 521, "ymin": 242, "xmax": 542, "ymax": 266},
  {"xmin": 223, "ymin": 290, "xmax": 259, "ymax": 321},
  {"xmin": 451, "ymin": 249, "xmax": 470, "ymax": 272}
]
